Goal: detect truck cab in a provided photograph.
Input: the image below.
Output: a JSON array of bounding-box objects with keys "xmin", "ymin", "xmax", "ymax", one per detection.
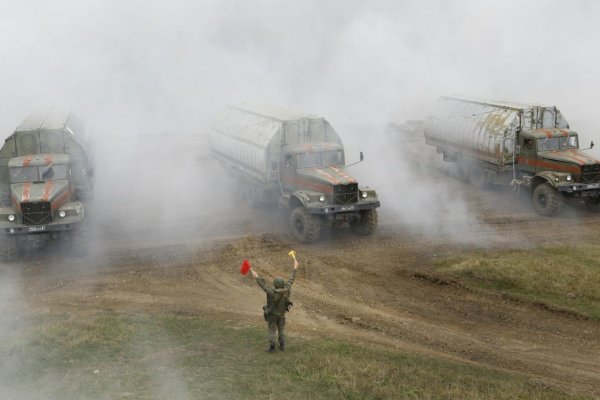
[
  {"xmin": 0, "ymin": 109, "xmax": 93, "ymax": 260},
  {"xmin": 1, "ymin": 154, "xmax": 85, "ymax": 232},
  {"xmin": 516, "ymin": 128, "xmax": 600, "ymax": 215}
]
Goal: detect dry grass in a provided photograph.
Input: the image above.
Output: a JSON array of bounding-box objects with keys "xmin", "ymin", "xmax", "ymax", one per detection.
[{"xmin": 432, "ymin": 244, "xmax": 600, "ymax": 319}]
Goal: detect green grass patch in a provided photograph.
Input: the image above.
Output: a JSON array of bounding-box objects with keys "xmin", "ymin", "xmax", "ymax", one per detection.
[
  {"xmin": 0, "ymin": 313, "xmax": 588, "ymax": 399},
  {"xmin": 431, "ymin": 244, "xmax": 600, "ymax": 319}
]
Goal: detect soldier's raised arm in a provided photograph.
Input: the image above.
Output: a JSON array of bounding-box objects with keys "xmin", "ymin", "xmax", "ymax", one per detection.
[
  {"xmin": 252, "ymin": 269, "xmax": 270, "ymax": 293},
  {"xmin": 286, "ymin": 260, "xmax": 299, "ymax": 287}
]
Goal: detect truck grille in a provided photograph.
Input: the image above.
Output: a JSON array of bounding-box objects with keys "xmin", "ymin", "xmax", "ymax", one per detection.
[
  {"xmin": 21, "ymin": 201, "xmax": 52, "ymax": 226},
  {"xmin": 581, "ymin": 164, "xmax": 600, "ymax": 183},
  {"xmin": 333, "ymin": 183, "xmax": 358, "ymax": 205}
]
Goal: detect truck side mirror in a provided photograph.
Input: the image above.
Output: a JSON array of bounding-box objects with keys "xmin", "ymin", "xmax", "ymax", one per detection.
[
  {"xmin": 591, "ymin": 141, "xmax": 595, "ymax": 149},
  {"xmin": 360, "ymin": 151, "xmax": 364, "ymax": 161}
]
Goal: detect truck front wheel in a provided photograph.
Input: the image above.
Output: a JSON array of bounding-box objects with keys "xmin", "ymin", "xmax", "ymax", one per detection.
[
  {"xmin": 289, "ymin": 206, "xmax": 321, "ymax": 243},
  {"xmin": 350, "ymin": 209, "xmax": 378, "ymax": 236},
  {"xmin": 532, "ymin": 183, "xmax": 564, "ymax": 216}
]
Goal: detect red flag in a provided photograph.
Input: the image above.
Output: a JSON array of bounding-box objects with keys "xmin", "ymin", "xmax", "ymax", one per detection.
[{"xmin": 240, "ymin": 259, "xmax": 251, "ymax": 275}]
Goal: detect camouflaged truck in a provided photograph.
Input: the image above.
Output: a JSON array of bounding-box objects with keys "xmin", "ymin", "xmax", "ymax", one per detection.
[
  {"xmin": 0, "ymin": 109, "xmax": 94, "ymax": 260},
  {"xmin": 425, "ymin": 96, "xmax": 600, "ymax": 216},
  {"xmin": 210, "ymin": 104, "xmax": 380, "ymax": 243}
]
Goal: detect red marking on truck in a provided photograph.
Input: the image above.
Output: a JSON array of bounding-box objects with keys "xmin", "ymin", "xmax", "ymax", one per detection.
[
  {"xmin": 516, "ymin": 156, "xmax": 580, "ymax": 173},
  {"xmin": 541, "ymin": 129, "xmax": 553, "ymax": 138},
  {"xmin": 330, "ymin": 166, "xmax": 357, "ymax": 183},
  {"xmin": 282, "ymin": 176, "xmax": 333, "ymax": 194},
  {"xmin": 561, "ymin": 150, "xmax": 591, "ymax": 165},
  {"xmin": 44, "ymin": 154, "xmax": 54, "ymax": 165},
  {"xmin": 42, "ymin": 181, "xmax": 54, "ymax": 201},
  {"xmin": 23, "ymin": 155, "xmax": 33, "ymax": 167},
  {"xmin": 51, "ymin": 190, "xmax": 70, "ymax": 210},
  {"xmin": 314, "ymin": 168, "xmax": 340, "ymax": 185},
  {"xmin": 22, "ymin": 182, "xmax": 31, "ymax": 202}
]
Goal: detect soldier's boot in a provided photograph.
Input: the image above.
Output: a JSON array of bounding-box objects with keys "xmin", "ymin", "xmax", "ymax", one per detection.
[
  {"xmin": 266, "ymin": 344, "xmax": 276, "ymax": 353},
  {"xmin": 279, "ymin": 341, "xmax": 285, "ymax": 352}
]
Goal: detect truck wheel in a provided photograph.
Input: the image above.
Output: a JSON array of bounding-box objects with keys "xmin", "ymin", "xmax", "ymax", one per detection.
[
  {"xmin": 71, "ymin": 223, "xmax": 89, "ymax": 256},
  {"xmin": 350, "ymin": 209, "xmax": 378, "ymax": 236},
  {"xmin": 0, "ymin": 236, "xmax": 18, "ymax": 262},
  {"xmin": 289, "ymin": 206, "xmax": 321, "ymax": 243},
  {"xmin": 532, "ymin": 183, "xmax": 564, "ymax": 216}
]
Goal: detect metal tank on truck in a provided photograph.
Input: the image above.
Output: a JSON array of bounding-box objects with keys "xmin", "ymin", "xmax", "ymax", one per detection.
[
  {"xmin": 424, "ymin": 96, "xmax": 600, "ymax": 216},
  {"xmin": 0, "ymin": 109, "xmax": 94, "ymax": 260},
  {"xmin": 210, "ymin": 104, "xmax": 380, "ymax": 243}
]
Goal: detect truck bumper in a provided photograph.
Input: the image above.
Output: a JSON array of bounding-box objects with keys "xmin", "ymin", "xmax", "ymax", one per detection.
[
  {"xmin": 307, "ymin": 200, "xmax": 381, "ymax": 215},
  {"xmin": 0, "ymin": 219, "xmax": 84, "ymax": 236},
  {"xmin": 558, "ymin": 183, "xmax": 600, "ymax": 196}
]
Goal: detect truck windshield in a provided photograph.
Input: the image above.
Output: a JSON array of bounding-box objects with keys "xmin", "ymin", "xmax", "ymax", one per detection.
[
  {"xmin": 296, "ymin": 150, "xmax": 344, "ymax": 168},
  {"xmin": 537, "ymin": 136, "xmax": 578, "ymax": 152},
  {"xmin": 9, "ymin": 165, "xmax": 68, "ymax": 183}
]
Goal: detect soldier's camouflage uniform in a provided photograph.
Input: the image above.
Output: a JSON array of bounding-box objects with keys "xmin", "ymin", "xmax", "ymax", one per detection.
[{"xmin": 255, "ymin": 268, "xmax": 296, "ymax": 351}]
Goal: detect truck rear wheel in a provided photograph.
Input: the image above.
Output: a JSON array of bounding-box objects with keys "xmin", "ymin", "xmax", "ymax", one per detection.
[
  {"xmin": 532, "ymin": 183, "xmax": 564, "ymax": 216},
  {"xmin": 350, "ymin": 209, "xmax": 378, "ymax": 236},
  {"xmin": 0, "ymin": 236, "xmax": 18, "ymax": 262},
  {"xmin": 289, "ymin": 206, "xmax": 320, "ymax": 243}
]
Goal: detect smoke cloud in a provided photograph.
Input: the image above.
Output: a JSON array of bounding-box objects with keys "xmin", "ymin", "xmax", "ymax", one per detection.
[{"xmin": 1, "ymin": 0, "xmax": 599, "ymax": 396}]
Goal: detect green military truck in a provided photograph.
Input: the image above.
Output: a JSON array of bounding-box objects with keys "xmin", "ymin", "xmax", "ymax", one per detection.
[
  {"xmin": 210, "ymin": 104, "xmax": 380, "ymax": 242},
  {"xmin": 425, "ymin": 96, "xmax": 600, "ymax": 216},
  {"xmin": 0, "ymin": 109, "xmax": 94, "ymax": 260}
]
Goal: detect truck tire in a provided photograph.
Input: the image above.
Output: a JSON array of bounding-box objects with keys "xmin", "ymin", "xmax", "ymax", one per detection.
[
  {"xmin": 0, "ymin": 236, "xmax": 18, "ymax": 262},
  {"xmin": 532, "ymin": 183, "xmax": 564, "ymax": 216},
  {"xmin": 289, "ymin": 206, "xmax": 321, "ymax": 243},
  {"xmin": 350, "ymin": 209, "xmax": 378, "ymax": 236},
  {"xmin": 71, "ymin": 223, "xmax": 89, "ymax": 256}
]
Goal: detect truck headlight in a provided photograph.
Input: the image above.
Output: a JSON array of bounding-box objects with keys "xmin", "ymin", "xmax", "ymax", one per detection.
[
  {"xmin": 319, "ymin": 195, "xmax": 325, "ymax": 202},
  {"xmin": 362, "ymin": 191, "xmax": 368, "ymax": 198},
  {"xmin": 8, "ymin": 214, "xmax": 15, "ymax": 222},
  {"xmin": 59, "ymin": 211, "xmax": 66, "ymax": 218},
  {"xmin": 566, "ymin": 175, "xmax": 572, "ymax": 181}
]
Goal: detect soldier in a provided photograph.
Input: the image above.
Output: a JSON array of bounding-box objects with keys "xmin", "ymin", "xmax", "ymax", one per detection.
[{"xmin": 251, "ymin": 258, "xmax": 299, "ymax": 352}]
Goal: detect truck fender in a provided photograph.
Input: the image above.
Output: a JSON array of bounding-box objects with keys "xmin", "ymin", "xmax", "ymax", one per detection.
[
  {"xmin": 289, "ymin": 192, "xmax": 309, "ymax": 210},
  {"xmin": 532, "ymin": 172, "xmax": 557, "ymax": 191}
]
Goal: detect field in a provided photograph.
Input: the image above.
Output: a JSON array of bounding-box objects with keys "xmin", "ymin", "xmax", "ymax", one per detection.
[{"xmin": 1, "ymin": 134, "xmax": 600, "ymax": 399}]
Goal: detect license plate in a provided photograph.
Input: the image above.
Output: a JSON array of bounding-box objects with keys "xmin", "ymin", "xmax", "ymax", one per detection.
[
  {"xmin": 586, "ymin": 184, "xmax": 600, "ymax": 189},
  {"xmin": 340, "ymin": 205, "xmax": 355, "ymax": 211},
  {"xmin": 28, "ymin": 226, "xmax": 47, "ymax": 232}
]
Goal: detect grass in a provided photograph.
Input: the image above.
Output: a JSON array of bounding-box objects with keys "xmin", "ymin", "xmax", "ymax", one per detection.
[
  {"xmin": 431, "ymin": 244, "xmax": 600, "ymax": 319},
  {"xmin": 0, "ymin": 313, "xmax": 589, "ymax": 399}
]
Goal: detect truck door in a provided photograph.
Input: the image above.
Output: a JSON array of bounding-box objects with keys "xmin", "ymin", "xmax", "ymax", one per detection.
[
  {"xmin": 280, "ymin": 153, "xmax": 296, "ymax": 190},
  {"xmin": 518, "ymin": 136, "xmax": 538, "ymax": 174}
]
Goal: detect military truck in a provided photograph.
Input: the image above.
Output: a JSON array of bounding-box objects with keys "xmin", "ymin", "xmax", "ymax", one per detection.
[
  {"xmin": 0, "ymin": 109, "xmax": 94, "ymax": 260},
  {"xmin": 425, "ymin": 96, "xmax": 600, "ymax": 216},
  {"xmin": 210, "ymin": 104, "xmax": 380, "ymax": 242}
]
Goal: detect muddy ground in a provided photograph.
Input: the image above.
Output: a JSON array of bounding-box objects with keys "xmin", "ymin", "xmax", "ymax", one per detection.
[{"xmin": 1, "ymin": 131, "xmax": 600, "ymax": 398}]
